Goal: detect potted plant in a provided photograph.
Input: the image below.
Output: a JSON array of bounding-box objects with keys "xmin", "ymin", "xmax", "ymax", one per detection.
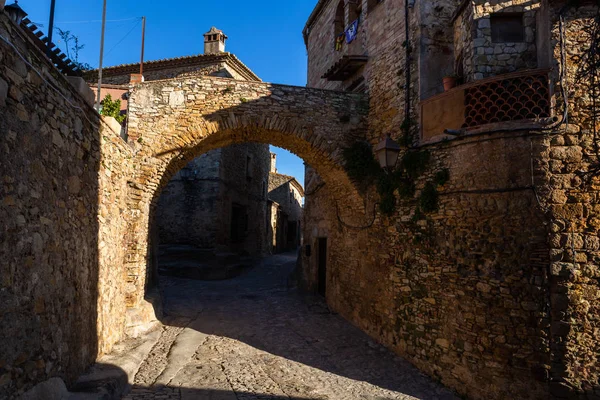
[{"xmin": 443, "ymin": 74, "xmax": 458, "ymax": 91}]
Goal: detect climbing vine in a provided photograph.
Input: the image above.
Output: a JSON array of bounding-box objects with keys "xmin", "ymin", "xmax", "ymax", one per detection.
[
  {"xmin": 342, "ymin": 142, "xmax": 449, "ymax": 216},
  {"xmin": 574, "ymin": 6, "xmax": 600, "ymax": 181}
]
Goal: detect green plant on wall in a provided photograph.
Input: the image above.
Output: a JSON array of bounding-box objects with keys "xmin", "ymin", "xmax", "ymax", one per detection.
[
  {"xmin": 342, "ymin": 141, "xmax": 448, "ymax": 216},
  {"xmin": 100, "ymin": 94, "xmax": 126, "ymax": 124}
]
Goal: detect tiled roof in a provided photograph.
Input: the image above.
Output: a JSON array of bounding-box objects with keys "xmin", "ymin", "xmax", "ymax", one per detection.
[{"xmin": 89, "ymin": 52, "xmax": 260, "ymax": 82}]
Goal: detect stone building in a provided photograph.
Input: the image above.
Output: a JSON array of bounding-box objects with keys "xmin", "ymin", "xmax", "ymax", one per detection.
[
  {"xmin": 2, "ymin": 1, "xmax": 600, "ymax": 399},
  {"xmin": 267, "ymin": 153, "xmax": 304, "ymax": 253},
  {"xmin": 155, "ymin": 144, "xmax": 271, "ymax": 256},
  {"xmin": 86, "ymin": 28, "xmax": 272, "ymax": 257},
  {"xmin": 302, "ymin": 0, "xmax": 600, "ymax": 398}
]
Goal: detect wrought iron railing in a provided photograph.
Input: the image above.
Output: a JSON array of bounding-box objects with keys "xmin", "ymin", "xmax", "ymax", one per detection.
[{"xmin": 420, "ymin": 69, "xmax": 552, "ymax": 141}]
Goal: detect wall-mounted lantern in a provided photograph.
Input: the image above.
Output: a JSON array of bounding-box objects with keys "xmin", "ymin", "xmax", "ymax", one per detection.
[
  {"xmin": 374, "ymin": 134, "xmax": 401, "ymax": 170},
  {"xmin": 5, "ymin": 1, "xmax": 27, "ymax": 25}
]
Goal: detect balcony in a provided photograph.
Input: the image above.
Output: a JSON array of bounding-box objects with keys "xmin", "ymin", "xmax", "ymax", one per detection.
[{"xmin": 420, "ymin": 69, "xmax": 553, "ymax": 142}]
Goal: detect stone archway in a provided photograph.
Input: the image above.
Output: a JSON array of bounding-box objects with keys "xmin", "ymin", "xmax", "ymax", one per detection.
[{"xmin": 123, "ymin": 75, "xmax": 369, "ymax": 314}]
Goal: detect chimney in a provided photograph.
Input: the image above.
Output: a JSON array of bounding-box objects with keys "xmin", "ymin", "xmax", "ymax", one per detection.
[
  {"xmin": 130, "ymin": 74, "xmax": 144, "ymax": 84},
  {"xmin": 203, "ymin": 27, "xmax": 227, "ymax": 55},
  {"xmin": 270, "ymin": 153, "xmax": 277, "ymax": 173}
]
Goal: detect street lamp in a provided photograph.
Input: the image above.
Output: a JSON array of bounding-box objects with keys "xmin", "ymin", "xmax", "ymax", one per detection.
[
  {"xmin": 5, "ymin": 1, "xmax": 27, "ymax": 25},
  {"xmin": 374, "ymin": 134, "xmax": 401, "ymax": 170}
]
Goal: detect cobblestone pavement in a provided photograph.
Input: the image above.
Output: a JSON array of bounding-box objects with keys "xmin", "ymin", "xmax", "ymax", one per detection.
[{"xmin": 122, "ymin": 252, "xmax": 457, "ymax": 400}]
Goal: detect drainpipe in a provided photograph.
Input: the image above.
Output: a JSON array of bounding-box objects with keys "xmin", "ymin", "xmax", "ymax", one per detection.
[{"xmin": 403, "ymin": 0, "xmax": 412, "ymax": 146}]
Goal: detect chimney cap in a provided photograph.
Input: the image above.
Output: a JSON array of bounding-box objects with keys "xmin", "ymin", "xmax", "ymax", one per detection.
[{"xmin": 204, "ymin": 26, "xmax": 227, "ymax": 40}]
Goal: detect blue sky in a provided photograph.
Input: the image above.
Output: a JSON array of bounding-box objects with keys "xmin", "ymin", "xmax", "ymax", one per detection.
[{"xmin": 21, "ymin": 0, "xmax": 311, "ymax": 185}]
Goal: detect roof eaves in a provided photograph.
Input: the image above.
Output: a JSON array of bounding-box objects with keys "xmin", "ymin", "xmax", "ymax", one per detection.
[{"xmin": 303, "ymin": 0, "xmax": 333, "ymax": 47}]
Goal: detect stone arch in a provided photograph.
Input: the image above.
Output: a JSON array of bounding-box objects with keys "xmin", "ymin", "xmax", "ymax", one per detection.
[{"xmin": 123, "ymin": 75, "xmax": 369, "ymax": 314}]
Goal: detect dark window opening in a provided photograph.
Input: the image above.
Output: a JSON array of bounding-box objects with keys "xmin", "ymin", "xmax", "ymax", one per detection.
[
  {"xmin": 334, "ymin": 1, "xmax": 345, "ymax": 37},
  {"xmin": 349, "ymin": 1, "xmax": 361, "ymax": 22},
  {"xmin": 491, "ymin": 13, "xmax": 525, "ymax": 43},
  {"xmin": 231, "ymin": 204, "xmax": 248, "ymax": 243}
]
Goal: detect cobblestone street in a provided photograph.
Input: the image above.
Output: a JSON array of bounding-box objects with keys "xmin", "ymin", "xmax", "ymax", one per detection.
[{"xmin": 119, "ymin": 253, "xmax": 456, "ymax": 400}]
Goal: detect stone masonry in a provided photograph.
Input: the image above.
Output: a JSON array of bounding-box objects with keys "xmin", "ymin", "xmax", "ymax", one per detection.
[
  {"xmin": 155, "ymin": 143, "xmax": 271, "ymax": 256},
  {"xmin": 0, "ymin": 11, "xmax": 134, "ymax": 397},
  {"xmin": 123, "ymin": 76, "xmax": 368, "ymax": 312},
  {"xmin": 2, "ymin": 1, "xmax": 600, "ymax": 399},
  {"xmin": 303, "ymin": 0, "xmax": 600, "ymax": 399}
]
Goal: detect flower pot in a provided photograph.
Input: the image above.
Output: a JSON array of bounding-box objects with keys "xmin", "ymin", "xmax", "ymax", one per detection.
[{"xmin": 443, "ymin": 76, "xmax": 457, "ymax": 91}]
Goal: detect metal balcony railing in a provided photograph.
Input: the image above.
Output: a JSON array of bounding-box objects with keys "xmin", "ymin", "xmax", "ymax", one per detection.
[{"xmin": 420, "ymin": 69, "xmax": 552, "ymax": 142}]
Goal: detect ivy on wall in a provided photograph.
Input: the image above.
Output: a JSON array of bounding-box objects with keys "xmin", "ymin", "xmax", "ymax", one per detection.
[
  {"xmin": 574, "ymin": 6, "xmax": 600, "ymax": 182},
  {"xmin": 342, "ymin": 141, "xmax": 449, "ymax": 216}
]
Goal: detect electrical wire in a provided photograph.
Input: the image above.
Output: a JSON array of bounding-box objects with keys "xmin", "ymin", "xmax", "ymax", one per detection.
[
  {"xmin": 335, "ymin": 199, "xmax": 378, "ymax": 230},
  {"xmin": 106, "ymin": 18, "xmax": 142, "ymax": 56},
  {"xmin": 32, "ymin": 17, "xmax": 142, "ymax": 26}
]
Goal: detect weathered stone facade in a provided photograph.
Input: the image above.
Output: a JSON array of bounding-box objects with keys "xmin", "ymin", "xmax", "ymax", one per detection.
[
  {"xmin": 123, "ymin": 75, "xmax": 367, "ymax": 311},
  {"xmin": 2, "ymin": 0, "xmax": 599, "ymax": 399},
  {"xmin": 0, "ymin": 11, "xmax": 133, "ymax": 397},
  {"xmin": 155, "ymin": 143, "xmax": 271, "ymax": 256},
  {"xmin": 303, "ymin": 0, "xmax": 600, "ymax": 398}
]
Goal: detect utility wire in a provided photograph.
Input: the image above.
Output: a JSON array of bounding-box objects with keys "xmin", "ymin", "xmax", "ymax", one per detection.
[
  {"xmin": 106, "ymin": 18, "xmax": 142, "ymax": 56},
  {"xmin": 32, "ymin": 17, "xmax": 142, "ymax": 26}
]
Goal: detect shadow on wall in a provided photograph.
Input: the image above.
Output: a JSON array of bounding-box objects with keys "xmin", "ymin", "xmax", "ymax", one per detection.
[{"xmin": 0, "ymin": 12, "xmax": 103, "ymax": 398}]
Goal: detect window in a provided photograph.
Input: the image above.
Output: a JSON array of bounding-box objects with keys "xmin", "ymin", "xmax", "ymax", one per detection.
[
  {"xmin": 335, "ymin": 1, "xmax": 344, "ymax": 36},
  {"xmin": 348, "ymin": 1, "xmax": 361, "ymax": 23},
  {"xmin": 491, "ymin": 13, "xmax": 525, "ymax": 43}
]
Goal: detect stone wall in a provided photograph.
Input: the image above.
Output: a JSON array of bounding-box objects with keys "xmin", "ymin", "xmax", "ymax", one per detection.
[
  {"xmin": 0, "ymin": 12, "xmax": 133, "ymax": 396},
  {"xmin": 268, "ymin": 173, "xmax": 304, "ymax": 251},
  {"xmin": 156, "ymin": 150, "xmax": 222, "ymax": 248},
  {"xmin": 545, "ymin": 3, "xmax": 600, "ymax": 395},
  {"xmin": 304, "ymin": 0, "xmax": 600, "ymax": 398},
  {"xmin": 268, "ymin": 173, "xmax": 304, "ymax": 223},
  {"xmin": 125, "ymin": 75, "xmax": 368, "ymax": 309},
  {"xmin": 88, "ymin": 64, "xmax": 223, "ymax": 86},
  {"xmin": 217, "ymin": 143, "xmax": 270, "ymax": 255},
  {"xmin": 465, "ymin": 0, "xmax": 539, "ymax": 80}
]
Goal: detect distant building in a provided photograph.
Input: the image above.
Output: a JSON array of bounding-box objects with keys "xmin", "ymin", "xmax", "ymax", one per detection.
[{"xmin": 267, "ymin": 153, "xmax": 304, "ymax": 253}]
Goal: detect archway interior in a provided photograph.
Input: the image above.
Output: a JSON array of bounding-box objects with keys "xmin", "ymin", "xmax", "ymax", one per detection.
[
  {"xmin": 151, "ymin": 141, "xmax": 305, "ymax": 284},
  {"xmin": 142, "ymin": 128, "xmax": 355, "ymax": 294}
]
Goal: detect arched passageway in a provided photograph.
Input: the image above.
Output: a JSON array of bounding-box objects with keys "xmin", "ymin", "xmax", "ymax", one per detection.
[{"xmin": 122, "ymin": 75, "xmax": 369, "ymax": 312}]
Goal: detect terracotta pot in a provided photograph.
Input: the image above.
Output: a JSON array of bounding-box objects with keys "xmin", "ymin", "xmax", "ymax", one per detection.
[{"xmin": 443, "ymin": 76, "xmax": 457, "ymax": 91}]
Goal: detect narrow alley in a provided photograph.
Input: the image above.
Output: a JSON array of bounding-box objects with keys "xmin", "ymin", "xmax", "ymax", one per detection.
[{"xmin": 115, "ymin": 253, "xmax": 456, "ymax": 400}]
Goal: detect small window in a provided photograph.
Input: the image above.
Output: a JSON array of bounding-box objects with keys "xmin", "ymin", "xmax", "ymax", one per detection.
[
  {"xmin": 334, "ymin": 1, "xmax": 344, "ymax": 36},
  {"xmin": 349, "ymin": 1, "xmax": 361, "ymax": 22},
  {"xmin": 491, "ymin": 13, "xmax": 525, "ymax": 43}
]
